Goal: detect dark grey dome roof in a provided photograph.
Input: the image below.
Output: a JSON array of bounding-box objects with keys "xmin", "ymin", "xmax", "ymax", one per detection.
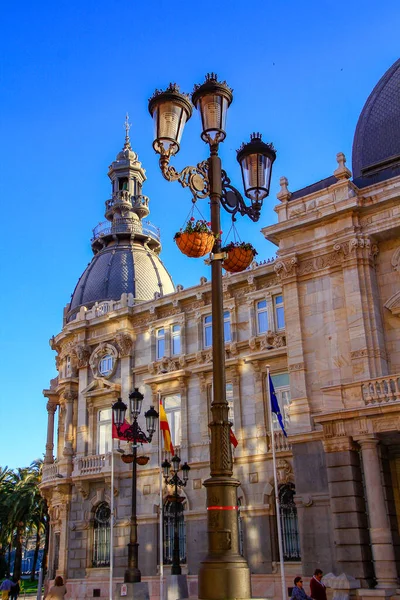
[
  {"xmin": 352, "ymin": 58, "xmax": 400, "ymax": 186},
  {"xmin": 67, "ymin": 241, "xmax": 175, "ymax": 321}
]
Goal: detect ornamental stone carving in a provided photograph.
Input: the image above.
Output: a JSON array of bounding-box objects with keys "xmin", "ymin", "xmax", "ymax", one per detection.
[
  {"xmin": 73, "ymin": 344, "xmax": 91, "ymax": 368},
  {"xmin": 288, "ymin": 362, "xmax": 305, "ymax": 372},
  {"xmin": 259, "ymin": 331, "xmax": 286, "ymax": 350},
  {"xmin": 115, "ymin": 332, "xmax": 133, "ymax": 357},
  {"xmin": 274, "ymin": 257, "xmax": 298, "ymax": 280},
  {"xmin": 391, "ymin": 247, "xmax": 400, "ymax": 271},
  {"xmin": 148, "ymin": 356, "xmax": 186, "ymax": 374},
  {"xmin": 276, "ymin": 459, "xmax": 292, "ymax": 484},
  {"xmin": 89, "ymin": 343, "xmax": 118, "ymax": 379}
]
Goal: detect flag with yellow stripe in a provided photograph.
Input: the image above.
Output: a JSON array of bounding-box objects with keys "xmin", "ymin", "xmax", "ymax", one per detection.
[{"xmin": 159, "ymin": 399, "xmax": 174, "ymax": 456}]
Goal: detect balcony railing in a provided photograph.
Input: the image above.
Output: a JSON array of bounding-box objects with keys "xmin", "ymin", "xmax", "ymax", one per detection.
[
  {"xmin": 76, "ymin": 454, "xmax": 111, "ymax": 476},
  {"xmin": 92, "ymin": 218, "xmax": 160, "ymax": 243},
  {"xmin": 267, "ymin": 430, "xmax": 292, "ymax": 452},
  {"xmin": 362, "ymin": 375, "xmax": 400, "ymax": 405},
  {"xmin": 42, "ymin": 463, "xmax": 60, "ymax": 483}
]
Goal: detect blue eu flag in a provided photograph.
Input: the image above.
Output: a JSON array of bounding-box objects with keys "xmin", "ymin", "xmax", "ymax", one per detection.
[{"xmin": 269, "ymin": 374, "xmax": 287, "ymax": 437}]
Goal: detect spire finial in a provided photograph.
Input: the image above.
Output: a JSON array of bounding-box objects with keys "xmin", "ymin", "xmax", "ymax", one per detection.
[{"xmin": 124, "ymin": 113, "xmax": 132, "ymax": 150}]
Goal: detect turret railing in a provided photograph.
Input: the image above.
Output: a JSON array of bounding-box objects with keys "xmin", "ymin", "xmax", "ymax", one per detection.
[
  {"xmin": 105, "ymin": 192, "xmax": 149, "ymax": 211},
  {"xmin": 91, "ymin": 218, "xmax": 160, "ymax": 242}
]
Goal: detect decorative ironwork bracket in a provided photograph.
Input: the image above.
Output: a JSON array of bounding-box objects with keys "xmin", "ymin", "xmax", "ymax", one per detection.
[
  {"xmin": 158, "ymin": 156, "xmax": 260, "ymax": 222},
  {"xmin": 116, "ymin": 422, "xmax": 151, "ymax": 445},
  {"xmin": 159, "ymin": 155, "xmax": 210, "ymax": 200},
  {"xmin": 221, "ymin": 170, "xmax": 261, "ymax": 223}
]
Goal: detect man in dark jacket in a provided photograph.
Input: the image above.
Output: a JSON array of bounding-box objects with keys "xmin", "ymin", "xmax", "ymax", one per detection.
[{"xmin": 310, "ymin": 569, "xmax": 327, "ymax": 600}]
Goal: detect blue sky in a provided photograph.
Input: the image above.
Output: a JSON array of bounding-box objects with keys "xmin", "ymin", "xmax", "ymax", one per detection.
[{"xmin": 0, "ymin": 0, "xmax": 399, "ymax": 469}]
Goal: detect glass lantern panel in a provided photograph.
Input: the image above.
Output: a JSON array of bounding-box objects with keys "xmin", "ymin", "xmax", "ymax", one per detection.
[
  {"xmin": 155, "ymin": 102, "xmax": 188, "ymax": 150},
  {"xmin": 198, "ymin": 94, "xmax": 228, "ymax": 140},
  {"xmin": 241, "ymin": 153, "xmax": 272, "ymax": 201}
]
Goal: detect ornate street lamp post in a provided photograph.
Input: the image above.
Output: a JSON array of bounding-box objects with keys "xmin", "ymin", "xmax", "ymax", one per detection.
[
  {"xmin": 149, "ymin": 74, "xmax": 275, "ymax": 600},
  {"xmin": 162, "ymin": 455, "xmax": 190, "ymax": 575},
  {"xmin": 112, "ymin": 390, "xmax": 158, "ymax": 583}
]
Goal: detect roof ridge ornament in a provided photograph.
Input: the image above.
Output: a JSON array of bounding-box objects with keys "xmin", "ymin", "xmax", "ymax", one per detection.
[
  {"xmin": 334, "ymin": 152, "xmax": 352, "ymax": 181},
  {"xmin": 124, "ymin": 113, "xmax": 132, "ymax": 150}
]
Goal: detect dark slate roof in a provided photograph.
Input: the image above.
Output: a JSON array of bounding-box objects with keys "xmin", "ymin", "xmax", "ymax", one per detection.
[
  {"xmin": 352, "ymin": 58, "xmax": 400, "ymax": 185},
  {"xmin": 67, "ymin": 241, "xmax": 175, "ymax": 321},
  {"xmin": 289, "ymin": 176, "xmax": 337, "ymax": 200}
]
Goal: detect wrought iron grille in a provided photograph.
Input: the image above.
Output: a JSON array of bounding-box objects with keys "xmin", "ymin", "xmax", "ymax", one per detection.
[
  {"xmin": 279, "ymin": 483, "xmax": 301, "ymax": 561},
  {"xmin": 92, "ymin": 502, "xmax": 111, "ymax": 567},
  {"xmin": 163, "ymin": 500, "xmax": 186, "ymax": 564}
]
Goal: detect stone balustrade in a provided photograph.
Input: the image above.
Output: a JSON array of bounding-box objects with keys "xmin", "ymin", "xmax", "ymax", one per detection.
[
  {"xmin": 42, "ymin": 463, "xmax": 59, "ymax": 482},
  {"xmin": 267, "ymin": 430, "xmax": 291, "ymax": 452},
  {"xmin": 76, "ymin": 453, "xmax": 111, "ymax": 476},
  {"xmin": 362, "ymin": 374, "xmax": 400, "ymax": 405}
]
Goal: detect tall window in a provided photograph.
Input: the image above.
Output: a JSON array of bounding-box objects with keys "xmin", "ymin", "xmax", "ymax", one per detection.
[
  {"xmin": 98, "ymin": 408, "xmax": 112, "ymax": 454},
  {"xmin": 66, "ymin": 356, "xmax": 71, "ymax": 377},
  {"xmin": 171, "ymin": 324, "xmax": 181, "ymax": 355},
  {"xmin": 271, "ymin": 373, "xmax": 291, "ymax": 431},
  {"xmin": 99, "ymin": 354, "xmax": 114, "ymax": 376},
  {"xmin": 203, "ymin": 312, "xmax": 231, "ymax": 347},
  {"xmin": 92, "ymin": 502, "xmax": 111, "ymax": 567},
  {"xmin": 279, "ymin": 483, "xmax": 300, "ymax": 560},
  {"xmin": 274, "ymin": 295, "xmax": 285, "ymax": 329},
  {"xmin": 164, "ymin": 395, "xmax": 181, "ymax": 448},
  {"xmin": 163, "ymin": 499, "xmax": 186, "ymax": 564},
  {"xmin": 256, "ymin": 300, "xmax": 268, "ymax": 334},
  {"xmin": 156, "ymin": 328, "xmax": 165, "ymax": 359}
]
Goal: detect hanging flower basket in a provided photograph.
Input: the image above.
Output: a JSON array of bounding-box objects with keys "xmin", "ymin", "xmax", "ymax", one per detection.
[
  {"xmin": 174, "ymin": 218, "xmax": 215, "ymax": 258},
  {"xmin": 121, "ymin": 454, "xmax": 134, "ymax": 464},
  {"xmin": 222, "ymin": 242, "xmax": 257, "ymax": 273},
  {"xmin": 136, "ymin": 455, "xmax": 150, "ymax": 466}
]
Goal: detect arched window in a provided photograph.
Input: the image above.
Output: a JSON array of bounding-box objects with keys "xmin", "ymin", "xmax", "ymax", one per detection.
[
  {"xmin": 93, "ymin": 502, "xmax": 111, "ymax": 567},
  {"xmin": 163, "ymin": 498, "xmax": 186, "ymax": 564},
  {"xmin": 99, "ymin": 354, "xmax": 114, "ymax": 377},
  {"xmin": 279, "ymin": 483, "xmax": 301, "ymax": 561}
]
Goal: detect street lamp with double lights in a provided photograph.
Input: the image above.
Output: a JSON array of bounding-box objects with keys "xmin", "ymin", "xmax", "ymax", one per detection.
[
  {"xmin": 148, "ymin": 73, "xmax": 275, "ymax": 600},
  {"xmin": 112, "ymin": 389, "xmax": 158, "ymax": 584},
  {"xmin": 162, "ymin": 455, "xmax": 191, "ymax": 575}
]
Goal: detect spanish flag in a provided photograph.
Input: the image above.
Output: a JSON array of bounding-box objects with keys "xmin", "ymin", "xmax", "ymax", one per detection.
[{"xmin": 159, "ymin": 400, "xmax": 174, "ymax": 456}]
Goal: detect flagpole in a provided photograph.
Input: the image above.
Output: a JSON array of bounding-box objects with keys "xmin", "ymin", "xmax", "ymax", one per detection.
[
  {"xmin": 158, "ymin": 391, "xmax": 164, "ymax": 600},
  {"xmin": 266, "ymin": 365, "xmax": 287, "ymax": 600},
  {"xmin": 110, "ymin": 432, "xmax": 114, "ymax": 600}
]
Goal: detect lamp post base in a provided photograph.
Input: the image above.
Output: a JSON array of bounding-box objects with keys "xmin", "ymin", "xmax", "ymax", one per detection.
[
  {"xmin": 118, "ymin": 581, "xmax": 149, "ymax": 600},
  {"xmin": 198, "ymin": 556, "xmax": 252, "ymax": 600}
]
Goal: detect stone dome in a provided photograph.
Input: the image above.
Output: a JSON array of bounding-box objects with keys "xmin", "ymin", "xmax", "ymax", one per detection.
[
  {"xmin": 66, "ymin": 124, "xmax": 175, "ymax": 322},
  {"xmin": 352, "ymin": 58, "xmax": 400, "ymax": 186},
  {"xmin": 67, "ymin": 240, "xmax": 175, "ymax": 322}
]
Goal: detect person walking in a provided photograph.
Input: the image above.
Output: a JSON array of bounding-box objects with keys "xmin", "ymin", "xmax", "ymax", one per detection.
[
  {"xmin": 310, "ymin": 569, "xmax": 327, "ymax": 600},
  {"xmin": 9, "ymin": 578, "xmax": 19, "ymax": 600},
  {"xmin": 291, "ymin": 576, "xmax": 312, "ymax": 600},
  {"xmin": 0, "ymin": 577, "xmax": 16, "ymax": 600},
  {"xmin": 46, "ymin": 576, "xmax": 67, "ymax": 599}
]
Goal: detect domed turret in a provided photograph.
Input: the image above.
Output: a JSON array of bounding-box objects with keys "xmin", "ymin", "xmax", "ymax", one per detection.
[
  {"xmin": 67, "ymin": 117, "xmax": 175, "ymax": 322},
  {"xmin": 352, "ymin": 58, "xmax": 400, "ymax": 187}
]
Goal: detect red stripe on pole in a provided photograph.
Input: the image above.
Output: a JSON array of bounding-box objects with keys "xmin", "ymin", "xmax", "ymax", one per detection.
[{"xmin": 207, "ymin": 506, "xmax": 238, "ymax": 511}]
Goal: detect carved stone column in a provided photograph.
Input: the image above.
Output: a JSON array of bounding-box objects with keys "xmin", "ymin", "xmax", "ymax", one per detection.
[
  {"xmin": 73, "ymin": 344, "xmax": 90, "ymax": 456},
  {"xmin": 63, "ymin": 389, "xmax": 77, "ymax": 458},
  {"xmin": 116, "ymin": 332, "xmax": 133, "ymax": 399},
  {"xmin": 357, "ymin": 435, "xmax": 398, "ymax": 589},
  {"xmin": 44, "ymin": 401, "xmax": 58, "ymax": 464}
]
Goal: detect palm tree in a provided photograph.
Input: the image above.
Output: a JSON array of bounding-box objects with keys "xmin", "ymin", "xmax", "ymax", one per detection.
[
  {"xmin": 1, "ymin": 460, "xmax": 49, "ymax": 581},
  {"xmin": 0, "ymin": 466, "xmax": 13, "ymax": 578}
]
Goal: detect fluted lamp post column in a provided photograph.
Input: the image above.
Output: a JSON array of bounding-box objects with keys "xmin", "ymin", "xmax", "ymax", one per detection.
[
  {"xmin": 162, "ymin": 455, "xmax": 191, "ymax": 575},
  {"xmin": 112, "ymin": 389, "xmax": 159, "ymax": 584},
  {"xmin": 149, "ymin": 74, "xmax": 276, "ymax": 600}
]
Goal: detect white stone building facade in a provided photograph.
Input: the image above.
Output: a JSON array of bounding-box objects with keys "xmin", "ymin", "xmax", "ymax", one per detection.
[{"xmin": 41, "ymin": 59, "xmax": 400, "ymax": 599}]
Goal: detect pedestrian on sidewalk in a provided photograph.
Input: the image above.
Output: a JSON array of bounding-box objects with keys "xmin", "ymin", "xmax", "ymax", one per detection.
[
  {"xmin": 0, "ymin": 577, "xmax": 16, "ymax": 600},
  {"xmin": 45, "ymin": 576, "xmax": 67, "ymax": 599},
  {"xmin": 9, "ymin": 578, "xmax": 19, "ymax": 600},
  {"xmin": 291, "ymin": 576, "xmax": 312, "ymax": 600},
  {"xmin": 310, "ymin": 569, "xmax": 327, "ymax": 600}
]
